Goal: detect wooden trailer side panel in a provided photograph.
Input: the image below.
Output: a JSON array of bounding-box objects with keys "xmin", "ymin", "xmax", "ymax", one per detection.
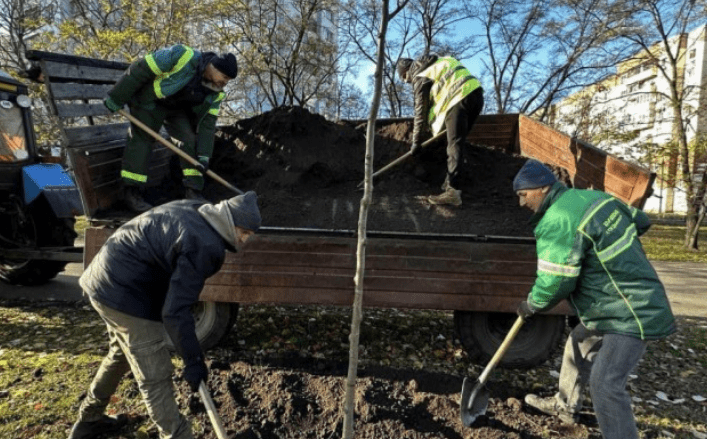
[
  {"xmin": 26, "ymin": 50, "xmax": 175, "ymax": 219},
  {"xmin": 517, "ymin": 115, "xmax": 655, "ymax": 208},
  {"xmin": 84, "ymin": 228, "xmax": 570, "ymax": 314}
]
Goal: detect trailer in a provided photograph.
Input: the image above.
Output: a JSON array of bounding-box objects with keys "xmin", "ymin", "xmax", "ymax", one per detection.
[{"xmin": 26, "ymin": 50, "xmax": 655, "ymax": 368}]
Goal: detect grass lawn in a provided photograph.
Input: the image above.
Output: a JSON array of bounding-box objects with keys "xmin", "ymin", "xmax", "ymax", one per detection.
[{"xmin": 641, "ymin": 224, "xmax": 707, "ymax": 262}]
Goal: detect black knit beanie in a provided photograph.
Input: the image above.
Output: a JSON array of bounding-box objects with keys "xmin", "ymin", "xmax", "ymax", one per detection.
[{"xmin": 211, "ymin": 53, "xmax": 238, "ymax": 79}]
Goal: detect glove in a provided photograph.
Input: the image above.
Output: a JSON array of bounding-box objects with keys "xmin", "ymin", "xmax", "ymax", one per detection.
[
  {"xmin": 410, "ymin": 142, "xmax": 421, "ymax": 157},
  {"xmin": 183, "ymin": 357, "xmax": 208, "ymax": 392},
  {"xmin": 517, "ymin": 301, "xmax": 536, "ymax": 320},
  {"xmin": 196, "ymin": 156, "xmax": 209, "ymax": 174},
  {"xmin": 104, "ymin": 97, "xmax": 122, "ymax": 113}
]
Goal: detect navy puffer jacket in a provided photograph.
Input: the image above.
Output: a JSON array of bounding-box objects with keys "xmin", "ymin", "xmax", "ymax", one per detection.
[{"xmin": 80, "ymin": 199, "xmax": 227, "ymax": 361}]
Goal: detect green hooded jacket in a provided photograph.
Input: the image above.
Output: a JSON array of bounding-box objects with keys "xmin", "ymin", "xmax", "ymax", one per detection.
[
  {"xmin": 107, "ymin": 44, "xmax": 225, "ymax": 158},
  {"xmin": 526, "ymin": 182, "xmax": 676, "ymax": 340}
]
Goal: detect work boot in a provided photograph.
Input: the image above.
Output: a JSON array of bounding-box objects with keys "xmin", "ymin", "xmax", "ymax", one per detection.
[
  {"xmin": 427, "ymin": 188, "xmax": 462, "ymax": 206},
  {"xmin": 68, "ymin": 414, "xmax": 127, "ymax": 439},
  {"xmin": 184, "ymin": 188, "xmax": 207, "ymax": 201},
  {"xmin": 524, "ymin": 394, "xmax": 578, "ymax": 424},
  {"xmin": 123, "ymin": 186, "xmax": 152, "ymax": 213}
]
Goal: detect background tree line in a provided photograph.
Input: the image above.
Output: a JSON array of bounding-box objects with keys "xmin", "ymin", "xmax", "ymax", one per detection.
[{"xmin": 1, "ymin": 0, "xmax": 706, "ymax": 246}]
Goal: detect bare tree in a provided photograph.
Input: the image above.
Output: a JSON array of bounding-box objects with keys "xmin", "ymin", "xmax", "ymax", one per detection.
[
  {"xmin": 342, "ymin": 1, "xmax": 409, "ymax": 437},
  {"xmin": 620, "ymin": 0, "xmax": 707, "ymax": 249},
  {"xmin": 212, "ymin": 0, "xmax": 341, "ymax": 115},
  {"xmin": 28, "ymin": 0, "xmax": 204, "ymax": 61},
  {"xmin": 469, "ymin": 0, "xmax": 634, "ymax": 116},
  {"xmin": 409, "ymin": 0, "xmax": 470, "ymax": 56},
  {"xmin": 341, "ymin": 0, "xmax": 471, "ymax": 119},
  {"xmin": 340, "ymin": 0, "xmax": 417, "ymax": 117},
  {"xmin": 0, "ymin": 0, "xmax": 57, "ymax": 74}
]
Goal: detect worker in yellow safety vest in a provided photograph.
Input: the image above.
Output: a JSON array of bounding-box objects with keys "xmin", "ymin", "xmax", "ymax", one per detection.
[{"xmin": 397, "ymin": 55, "xmax": 484, "ymax": 207}]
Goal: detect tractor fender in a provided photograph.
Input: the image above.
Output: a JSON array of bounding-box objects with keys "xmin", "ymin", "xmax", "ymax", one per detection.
[{"xmin": 22, "ymin": 163, "xmax": 84, "ymax": 218}]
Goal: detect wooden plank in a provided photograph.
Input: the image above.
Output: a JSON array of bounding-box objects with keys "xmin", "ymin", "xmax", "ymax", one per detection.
[
  {"xmin": 518, "ymin": 114, "xmax": 654, "ymax": 207},
  {"xmin": 41, "ymin": 60, "xmax": 124, "ymax": 83},
  {"xmin": 56, "ymin": 102, "xmax": 113, "ymax": 118},
  {"xmin": 64, "ymin": 123, "xmax": 129, "ymax": 147},
  {"xmin": 49, "ymin": 82, "xmax": 113, "ymax": 100},
  {"xmin": 26, "ymin": 50, "xmax": 130, "ymax": 71}
]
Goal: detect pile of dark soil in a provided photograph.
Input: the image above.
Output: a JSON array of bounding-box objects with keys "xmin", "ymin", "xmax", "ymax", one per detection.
[{"xmin": 201, "ymin": 106, "xmax": 534, "ymax": 236}]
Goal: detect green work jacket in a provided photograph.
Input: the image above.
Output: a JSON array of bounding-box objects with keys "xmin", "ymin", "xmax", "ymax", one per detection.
[
  {"xmin": 108, "ymin": 44, "xmax": 225, "ymax": 158},
  {"xmin": 527, "ymin": 182, "xmax": 676, "ymax": 340}
]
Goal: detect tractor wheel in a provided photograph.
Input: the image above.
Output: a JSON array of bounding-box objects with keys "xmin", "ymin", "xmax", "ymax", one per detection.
[
  {"xmin": 454, "ymin": 310, "xmax": 565, "ymax": 368},
  {"xmin": 0, "ymin": 197, "xmax": 77, "ymax": 286},
  {"xmin": 164, "ymin": 302, "xmax": 239, "ymax": 352}
]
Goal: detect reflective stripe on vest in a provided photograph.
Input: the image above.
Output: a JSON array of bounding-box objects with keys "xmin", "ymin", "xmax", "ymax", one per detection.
[
  {"xmin": 416, "ymin": 57, "xmax": 481, "ymax": 134},
  {"xmin": 209, "ymin": 92, "xmax": 226, "ymax": 116},
  {"xmin": 145, "ymin": 46, "xmax": 196, "ymax": 99}
]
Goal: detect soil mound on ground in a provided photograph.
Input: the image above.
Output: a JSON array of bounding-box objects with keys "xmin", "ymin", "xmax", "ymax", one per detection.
[{"xmin": 203, "ymin": 106, "xmax": 534, "ymax": 236}]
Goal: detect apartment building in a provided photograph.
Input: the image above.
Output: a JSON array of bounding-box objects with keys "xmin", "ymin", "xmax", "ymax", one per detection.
[{"xmin": 547, "ymin": 23, "xmax": 707, "ymax": 213}]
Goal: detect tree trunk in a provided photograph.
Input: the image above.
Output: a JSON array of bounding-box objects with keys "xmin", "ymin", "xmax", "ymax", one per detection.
[{"xmin": 341, "ymin": 1, "xmax": 392, "ymax": 438}]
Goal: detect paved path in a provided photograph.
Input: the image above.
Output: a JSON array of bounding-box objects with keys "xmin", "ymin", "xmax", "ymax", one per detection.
[
  {"xmin": 650, "ymin": 261, "xmax": 707, "ymax": 318},
  {"xmin": 1, "ymin": 261, "xmax": 705, "ymax": 318}
]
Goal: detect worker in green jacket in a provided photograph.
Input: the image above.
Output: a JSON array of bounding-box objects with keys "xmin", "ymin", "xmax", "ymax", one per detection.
[
  {"xmin": 512, "ymin": 159, "xmax": 676, "ymax": 439},
  {"xmin": 104, "ymin": 44, "xmax": 238, "ymax": 212},
  {"xmin": 396, "ymin": 55, "xmax": 484, "ymax": 206}
]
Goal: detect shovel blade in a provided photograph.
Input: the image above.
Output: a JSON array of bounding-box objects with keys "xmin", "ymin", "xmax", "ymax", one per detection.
[{"xmin": 460, "ymin": 377, "xmax": 489, "ymax": 427}]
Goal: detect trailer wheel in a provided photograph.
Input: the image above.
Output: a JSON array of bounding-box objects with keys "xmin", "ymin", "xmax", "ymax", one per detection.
[
  {"xmin": 164, "ymin": 302, "xmax": 239, "ymax": 352},
  {"xmin": 454, "ymin": 311, "xmax": 565, "ymax": 368},
  {"xmin": 0, "ymin": 197, "xmax": 77, "ymax": 286}
]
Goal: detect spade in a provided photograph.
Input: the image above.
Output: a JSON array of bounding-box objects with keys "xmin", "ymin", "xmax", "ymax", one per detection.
[{"xmin": 460, "ymin": 315, "xmax": 525, "ymax": 427}]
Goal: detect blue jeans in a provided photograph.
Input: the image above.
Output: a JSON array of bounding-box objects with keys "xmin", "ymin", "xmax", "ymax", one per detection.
[{"xmin": 555, "ymin": 324, "xmax": 647, "ymax": 439}]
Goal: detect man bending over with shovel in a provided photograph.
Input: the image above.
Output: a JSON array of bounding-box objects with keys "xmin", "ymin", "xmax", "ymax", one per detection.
[
  {"xmin": 512, "ymin": 159, "xmax": 675, "ymax": 439},
  {"xmin": 396, "ymin": 54, "xmax": 484, "ymax": 207},
  {"xmin": 68, "ymin": 192, "xmax": 261, "ymax": 439},
  {"xmin": 104, "ymin": 44, "xmax": 238, "ymax": 212}
]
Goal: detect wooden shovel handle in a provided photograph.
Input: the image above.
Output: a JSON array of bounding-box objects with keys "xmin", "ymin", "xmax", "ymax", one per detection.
[
  {"xmin": 118, "ymin": 109, "xmax": 243, "ymax": 195},
  {"xmin": 199, "ymin": 381, "xmax": 229, "ymax": 439},
  {"xmin": 477, "ymin": 316, "xmax": 525, "ymax": 384},
  {"xmin": 369, "ymin": 130, "xmax": 447, "ymax": 182}
]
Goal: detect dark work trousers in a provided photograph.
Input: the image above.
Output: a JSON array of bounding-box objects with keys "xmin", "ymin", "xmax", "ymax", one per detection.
[
  {"xmin": 123, "ymin": 102, "xmax": 203, "ymax": 190},
  {"xmin": 442, "ymin": 88, "xmax": 484, "ymax": 190}
]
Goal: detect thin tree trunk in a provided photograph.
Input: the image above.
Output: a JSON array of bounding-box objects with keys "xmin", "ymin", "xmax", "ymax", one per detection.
[{"xmin": 341, "ymin": 1, "xmax": 391, "ymax": 437}]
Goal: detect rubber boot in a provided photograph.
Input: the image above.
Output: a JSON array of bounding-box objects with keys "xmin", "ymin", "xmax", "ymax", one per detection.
[{"xmin": 124, "ymin": 186, "xmax": 152, "ymax": 213}]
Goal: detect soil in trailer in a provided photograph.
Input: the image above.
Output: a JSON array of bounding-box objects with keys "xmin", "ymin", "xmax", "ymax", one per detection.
[{"xmin": 144, "ymin": 106, "xmax": 539, "ymax": 237}]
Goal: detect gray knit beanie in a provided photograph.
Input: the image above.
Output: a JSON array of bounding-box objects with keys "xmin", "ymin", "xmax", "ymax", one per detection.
[
  {"xmin": 226, "ymin": 191, "xmax": 261, "ymax": 232},
  {"xmin": 513, "ymin": 159, "xmax": 557, "ymax": 192}
]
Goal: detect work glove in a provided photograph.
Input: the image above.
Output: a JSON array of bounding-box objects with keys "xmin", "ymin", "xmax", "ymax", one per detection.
[
  {"xmin": 183, "ymin": 356, "xmax": 208, "ymax": 392},
  {"xmin": 103, "ymin": 97, "xmax": 122, "ymax": 113},
  {"xmin": 196, "ymin": 156, "xmax": 210, "ymax": 174},
  {"xmin": 410, "ymin": 142, "xmax": 421, "ymax": 157},
  {"xmin": 517, "ymin": 300, "xmax": 536, "ymax": 320}
]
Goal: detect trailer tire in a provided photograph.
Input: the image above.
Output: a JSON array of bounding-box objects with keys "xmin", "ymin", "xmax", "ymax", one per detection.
[
  {"xmin": 454, "ymin": 311, "xmax": 565, "ymax": 368},
  {"xmin": 164, "ymin": 302, "xmax": 238, "ymax": 353},
  {"xmin": 0, "ymin": 199, "xmax": 77, "ymax": 286}
]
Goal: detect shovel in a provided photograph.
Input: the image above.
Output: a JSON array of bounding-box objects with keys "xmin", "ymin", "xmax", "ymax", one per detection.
[
  {"xmin": 118, "ymin": 109, "xmax": 244, "ymax": 195},
  {"xmin": 199, "ymin": 381, "xmax": 229, "ymax": 439},
  {"xmin": 357, "ymin": 130, "xmax": 446, "ymax": 188},
  {"xmin": 460, "ymin": 315, "xmax": 525, "ymax": 427}
]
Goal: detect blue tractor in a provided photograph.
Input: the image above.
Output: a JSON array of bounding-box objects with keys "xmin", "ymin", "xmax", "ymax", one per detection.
[{"xmin": 0, "ymin": 70, "xmax": 83, "ymax": 285}]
